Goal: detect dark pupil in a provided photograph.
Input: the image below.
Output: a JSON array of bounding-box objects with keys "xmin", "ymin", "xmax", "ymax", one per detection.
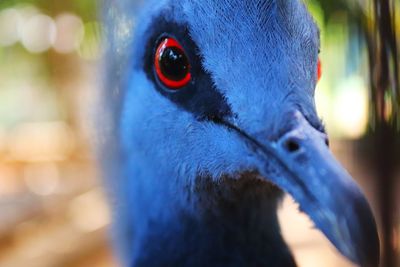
[{"xmin": 159, "ymin": 47, "xmax": 189, "ymax": 81}]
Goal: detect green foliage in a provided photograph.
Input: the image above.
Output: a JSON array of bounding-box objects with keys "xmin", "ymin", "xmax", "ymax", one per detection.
[{"xmin": 0, "ymin": 0, "xmax": 99, "ymax": 20}]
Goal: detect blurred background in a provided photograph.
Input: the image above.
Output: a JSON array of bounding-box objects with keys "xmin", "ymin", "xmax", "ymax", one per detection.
[{"xmin": 0, "ymin": 0, "xmax": 398, "ymax": 267}]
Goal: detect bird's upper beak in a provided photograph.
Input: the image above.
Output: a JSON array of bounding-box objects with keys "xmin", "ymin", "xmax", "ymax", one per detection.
[{"xmin": 226, "ymin": 111, "xmax": 380, "ymax": 267}]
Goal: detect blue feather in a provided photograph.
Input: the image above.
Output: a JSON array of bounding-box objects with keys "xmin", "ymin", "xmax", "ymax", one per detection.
[{"xmin": 99, "ymin": 1, "xmax": 380, "ymax": 266}]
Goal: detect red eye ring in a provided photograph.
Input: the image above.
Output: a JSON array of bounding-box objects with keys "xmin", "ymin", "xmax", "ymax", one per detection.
[
  {"xmin": 317, "ymin": 58, "xmax": 322, "ymax": 82},
  {"xmin": 154, "ymin": 37, "xmax": 191, "ymax": 89}
]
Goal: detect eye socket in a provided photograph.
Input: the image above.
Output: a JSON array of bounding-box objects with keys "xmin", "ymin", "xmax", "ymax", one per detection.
[
  {"xmin": 317, "ymin": 58, "xmax": 322, "ymax": 82},
  {"xmin": 154, "ymin": 37, "xmax": 191, "ymax": 89}
]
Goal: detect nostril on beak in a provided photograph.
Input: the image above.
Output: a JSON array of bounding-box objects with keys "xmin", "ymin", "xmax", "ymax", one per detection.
[
  {"xmin": 284, "ymin": 138, "xmax": 301, "ymax": 153},
  {"xmin": 325, "ymin": 138, "xmax": 330, "ymax": 147}
]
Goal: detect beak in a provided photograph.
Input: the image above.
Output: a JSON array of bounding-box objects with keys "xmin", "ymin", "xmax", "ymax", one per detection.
[{"xmin": 222, "ymin": 111, "xmax": 380, "ymax": 266}]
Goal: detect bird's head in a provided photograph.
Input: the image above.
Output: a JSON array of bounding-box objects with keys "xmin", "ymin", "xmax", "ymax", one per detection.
[{"xmin": 103, "ymin": 0, "xmax": 379, "ymax": 266}]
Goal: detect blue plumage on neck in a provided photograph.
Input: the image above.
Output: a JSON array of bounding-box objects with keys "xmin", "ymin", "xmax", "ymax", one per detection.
[{"xmin": 130, "ymin": 175, "xmax": 295, "ymax": 267}]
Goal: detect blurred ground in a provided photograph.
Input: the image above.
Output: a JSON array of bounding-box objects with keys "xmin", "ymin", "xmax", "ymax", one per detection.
[{"xmin": 0, "ymin": 139, "xmax": 398, "ymax": 267}]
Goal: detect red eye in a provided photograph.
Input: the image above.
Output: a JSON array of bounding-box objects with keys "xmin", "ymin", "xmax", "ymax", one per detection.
[
  {"xmin": 317, "ymin": 58, "xmax": 322, "ymax": 82},
  {"xmin": 154, "ymin": 37, "xmax": 191, "ymax": 89}
]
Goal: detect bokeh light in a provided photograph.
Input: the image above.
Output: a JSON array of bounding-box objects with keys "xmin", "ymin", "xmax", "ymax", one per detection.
[
  {"xmin": 20, "ymin": 13, "xmax": 56, "ymax": 53},
  {"xmin": 53, "ymin": 13, "xmax": 84, "ymax": 54},
  {"xmin": 333, "ymin": 76, "xmax": 369, "ymax": 138},
  {"xmin": 0, "ymin": 8, "xmax": 21, "ymax": 47}
]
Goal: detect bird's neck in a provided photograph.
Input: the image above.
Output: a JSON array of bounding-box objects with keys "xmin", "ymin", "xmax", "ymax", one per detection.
[{"xmin": 131, "ymin": 176, "xmax": 297, "ymax": 267}]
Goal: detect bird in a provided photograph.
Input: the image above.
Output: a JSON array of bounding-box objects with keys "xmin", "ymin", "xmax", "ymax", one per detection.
[{"xmin": 98, "ymin": 0, "xmax": 380, "ymax": 266}]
